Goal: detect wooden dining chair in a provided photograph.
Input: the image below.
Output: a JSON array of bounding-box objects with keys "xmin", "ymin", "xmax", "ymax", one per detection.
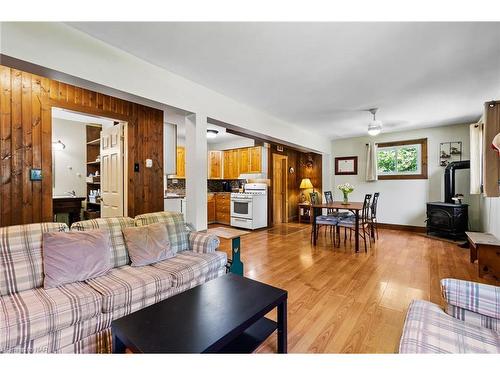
[
  {"xmin": 335, "ymin": 194, "xmax": 372, "ymax": 252},
  {"xmin": 369, "ymin": 192, "xmax": 380, "ymax": 240},
  {"xmin": 310, "ymin": 192, "xmax": 337, "ymax": 244}
]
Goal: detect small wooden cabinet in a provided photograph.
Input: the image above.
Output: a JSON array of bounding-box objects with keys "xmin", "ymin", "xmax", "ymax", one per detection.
[
  {"xmin": 207, "ymin": 193, "xmax": 216, "ymax": 223},
  {"xmin": 208, "ymin": 151, "xmax": 222, "ymax": 179},
  {"xmin": 215, "ymin": 193, "xmax": 231, "ymax": 225},
  {"xmin": 223, "ymin": 149, "xmax": 240, "ymax": 179},
  {"xmin": 249, "ymin": 146, "xmax": 262, "ymax": 173},
  {"xmin": 238, "ymin": 148, "xmax": 250, "ymax": 174}
]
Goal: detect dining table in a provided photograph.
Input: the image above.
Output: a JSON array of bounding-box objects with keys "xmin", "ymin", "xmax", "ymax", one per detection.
[{"xmin": 310, "ymin": 201, "xmax": 365, "ymax": 252}]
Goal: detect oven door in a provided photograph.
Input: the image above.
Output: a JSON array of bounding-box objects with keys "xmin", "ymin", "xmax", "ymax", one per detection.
[{"xmin": 231, "ymin": 198, "xmax": 253, "ymax": 219}]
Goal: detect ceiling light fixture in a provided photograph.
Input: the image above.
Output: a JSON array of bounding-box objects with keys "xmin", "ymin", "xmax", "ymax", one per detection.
[
  {"xmin": 52, "ymin": 140, "xmax": 66, "ymax": 150},
  {"xmin": 206, "ymin": 129, "xmax": 219, "ymax": 139},
  {"xmin": 368, "ymin": 108, "xmax": 382, "ymax": 136}
]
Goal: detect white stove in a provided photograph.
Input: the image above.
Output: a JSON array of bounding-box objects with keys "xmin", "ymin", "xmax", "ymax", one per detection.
[{"xmin": 230, "ymin": 183, "xmax": 268, "ymax": 230}]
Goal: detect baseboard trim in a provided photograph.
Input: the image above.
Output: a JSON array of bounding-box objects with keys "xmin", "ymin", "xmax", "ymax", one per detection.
[{"xmin": 377, "ymin": 223, "xmax": 426, "ymax": 233}]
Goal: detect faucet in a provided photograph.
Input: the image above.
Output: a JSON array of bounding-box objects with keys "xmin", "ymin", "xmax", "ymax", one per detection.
[{"xmin": 66, "ymin": 190, "xmax": 76, "ymax": 197}]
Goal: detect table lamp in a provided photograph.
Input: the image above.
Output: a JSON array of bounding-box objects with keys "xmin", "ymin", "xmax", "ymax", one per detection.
[{"xmin": 299, "ymin": 178, "xmax": 314, "ymax": 203}]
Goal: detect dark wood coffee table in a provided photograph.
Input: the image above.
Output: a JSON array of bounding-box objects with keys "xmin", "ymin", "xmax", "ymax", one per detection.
[{"xmin": 111, "ymin": 273, "xmax": 288, "ymax": 353}]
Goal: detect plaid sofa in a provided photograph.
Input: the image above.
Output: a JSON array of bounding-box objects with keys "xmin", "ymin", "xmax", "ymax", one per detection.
[
  {"xmin": 0, "ymin": 211, "xmax": 227, "ymax": 354},
  {"xmin": 399, "ymin": 279, "xmax": 500, "ymax": 353}
]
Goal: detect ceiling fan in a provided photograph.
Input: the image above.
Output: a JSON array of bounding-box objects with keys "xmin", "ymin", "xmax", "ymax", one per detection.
[{"xmin": 367, "ymin": 108, "xmax": 382, "ymax": 136}]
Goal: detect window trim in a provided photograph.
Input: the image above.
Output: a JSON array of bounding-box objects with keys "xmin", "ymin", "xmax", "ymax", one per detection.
[{"xmin": 376, "ymin": 138, "xmax": 428, "ymax": 180}]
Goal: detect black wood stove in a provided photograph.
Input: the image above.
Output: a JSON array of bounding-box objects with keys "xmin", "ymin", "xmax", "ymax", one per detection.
[{"xmin": 426, "ymin": 160, "xmax": 469, "ymax": 239}]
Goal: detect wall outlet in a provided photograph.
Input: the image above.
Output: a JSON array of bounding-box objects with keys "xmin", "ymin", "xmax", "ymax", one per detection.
[
  {"xmin": 134, "ymin": 163, "xmax": 139, "ymax": 172},
  {"xmin": 146, "ymin": 159, "xmax": 153, "ymax": 168}
]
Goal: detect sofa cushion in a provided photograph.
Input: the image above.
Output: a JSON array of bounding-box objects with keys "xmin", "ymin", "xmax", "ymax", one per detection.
[
  {"xmin": 42, "ymin": 229, "xmax": 112, "ymax": 289},
  {"xmin": 71, "ymin": 217, "xmax": 135, "ymax": 268},
  {"xmin": 134, "ymin": 211, "xmax": 189, "ymax": 253},
  {"xmin": 150, "ymin": 250, "xmax": 227, "ymax": 287},
  {"xmin": 122, "ymin": 223, "xmax": 174, "ymax": 266},
  {"xmin": 0, "ymin": 282, "xmax": 102, "ymax": 351},
  {"xmin": 399, "ymin": 300, "xmax": 500, "ymax": 353},
  {"xmin": 0, "ymin": 222, "xmax": 68, "ymax": 296},
  {"xmin": 84, "ymin": 265, "xmax": 172, "ymax": 313}
]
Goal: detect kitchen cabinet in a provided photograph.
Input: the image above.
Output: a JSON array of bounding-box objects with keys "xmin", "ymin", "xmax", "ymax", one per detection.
[
  {"xmin": 238, "ymin": 148, "xmax": 250, "ymax": 174},
  {"xmin": 223, "ymin": 149, "xmax": 239, "ymax": 179},
  {"xmin": 208, "ymin": 151, "xmax": 223, "ymax": 179},
  {"xmin": 249, "ymin": 146, "xmax": 262, "ymax": 173},
  {"xmin": 207, "ymin": 193, "xmax": 216, "ymax": 223},
  {"xmin": 215, "ymin": 193, "xmax": 231, "ymax": 225},
  {"xmin": 175, "ymin": 147, "xmax": 185, "ymax": 178}
]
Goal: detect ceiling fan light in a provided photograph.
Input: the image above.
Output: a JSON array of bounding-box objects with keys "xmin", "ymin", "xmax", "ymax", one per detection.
[
  {"xmin": 206, "ymin": 129, "xmax": 219, "ymax": 139},
  {"xmin": 368, "ymin": 120, "xmax": 382, "ymax": 136}
]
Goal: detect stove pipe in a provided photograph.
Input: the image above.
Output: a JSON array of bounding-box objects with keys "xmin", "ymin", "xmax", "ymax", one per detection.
[{"xmin": 444, "ymin": 160, "xmax": 470, "ymax": 203}]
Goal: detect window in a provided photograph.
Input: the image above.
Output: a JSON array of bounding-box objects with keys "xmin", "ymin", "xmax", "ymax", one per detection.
[{"xmin": 376, "ymin": 138, "xmax": 428, "ymax": 180}]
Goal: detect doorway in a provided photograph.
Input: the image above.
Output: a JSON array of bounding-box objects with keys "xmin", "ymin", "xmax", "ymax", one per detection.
[
  {"xmin": 272, "ymin": 154, "xmax": 288, "ymax": 224},
  {"xmin": 51, "ymin": 108, "xmax": 127, "ymax": 225}
]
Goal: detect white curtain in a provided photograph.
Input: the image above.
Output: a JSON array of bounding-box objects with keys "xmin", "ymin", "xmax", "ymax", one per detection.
[
  {"xmin": 470, "ymin": 122, "xmax": 482, "ymax": 194},
  {"xmin": 365, "ymin": 142, "xmax": 378, "ymax": 182}
]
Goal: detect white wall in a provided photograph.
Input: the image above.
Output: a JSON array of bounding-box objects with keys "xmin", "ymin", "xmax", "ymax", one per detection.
[
  {"xmin": 52, "ymin": 118, "xmax": 87, "ymax": 197},
  {"xmin": 331, "ymin": 123, "xmax": 480, "ymax": 228}
]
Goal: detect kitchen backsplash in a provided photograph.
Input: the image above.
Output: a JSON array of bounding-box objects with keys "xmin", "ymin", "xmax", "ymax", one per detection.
[
  {"xmin": 207, "ymin": 179, "xmax": 245, "ymax": 192},
  {"xmin": 166, "ymin": 178, "xmax": 245, "ymax": 194}
]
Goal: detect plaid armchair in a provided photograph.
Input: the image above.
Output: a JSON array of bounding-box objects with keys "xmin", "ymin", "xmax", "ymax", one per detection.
[{"xmin": 399, "ymin": 279, "xmax": 500, "ymax": 353}]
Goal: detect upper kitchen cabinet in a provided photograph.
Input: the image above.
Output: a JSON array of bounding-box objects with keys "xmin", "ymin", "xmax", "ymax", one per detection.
[
  {"xmin": 175, "ymin": 146, "xmax": 186, "ymax": 178},
  {"xmin": 238, "ymin": 148, "xmax": 250, "ymax": 174},
  {"xmin": 223, "ymin": 149, "xmax": 240, "ymax": 179},
  {"xmin": 249, "ymin": 146, "xmax": 262, "ymax": 173},
  {"xmin": 208, "ymin": 150, "xmax": 223, "ymax": 179},
  {"xmin": 237, "ymin": 146, "xmax": 262, "ymax": 175}
]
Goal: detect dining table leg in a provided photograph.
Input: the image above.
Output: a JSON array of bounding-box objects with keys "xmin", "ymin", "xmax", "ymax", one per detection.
[{"xmin": 354, "ymin": 209, "xmax": 360, "ymax": 253}]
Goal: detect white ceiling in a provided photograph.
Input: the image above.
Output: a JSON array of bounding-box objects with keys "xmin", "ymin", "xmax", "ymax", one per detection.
[
  {"xmin": 68, "ymin": 22, "xmax": 500, "ymax": 139},
  {"xmin": 176, "ymin": 122, "xmax": 249, "ymax": 144}
]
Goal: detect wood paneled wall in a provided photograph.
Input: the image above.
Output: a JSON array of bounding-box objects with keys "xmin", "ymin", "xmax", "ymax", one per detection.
[
  {"xmin": 268, "ymin": 145, "xmax": 323, "ymax": 224},
  {"xmin": 0, "ymin": 65, "xmax": 163, "ymax": 227}
]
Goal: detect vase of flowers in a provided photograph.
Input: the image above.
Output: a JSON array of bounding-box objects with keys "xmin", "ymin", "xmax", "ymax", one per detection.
[{"xmin": 337, "ymin": 183, "xmax": 354, "ymax": 205}]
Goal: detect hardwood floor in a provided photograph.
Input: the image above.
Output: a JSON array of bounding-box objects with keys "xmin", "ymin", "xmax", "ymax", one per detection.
[{"xmin": 215, "ymin": 223, "xmax": 500, "ymax": 353}]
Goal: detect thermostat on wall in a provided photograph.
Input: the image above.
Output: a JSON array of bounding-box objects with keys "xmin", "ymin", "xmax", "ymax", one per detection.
[
  {"xmin": 30, "ymin": 168, "xmax": 42, "ymax": 181},
  {"xmin": 145, "ymin": 159, "xmax": 153, "ymax": 168}
]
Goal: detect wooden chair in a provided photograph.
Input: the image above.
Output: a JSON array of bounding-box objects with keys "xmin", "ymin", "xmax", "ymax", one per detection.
[
  {"xmin": 324, "ymin": 190, "xmax": 351, "ymax": 218},
  {"xmin": 369, "ymin": 192, "xmax": 380, "ymax": 240},
  {"xmin": 310, "ymin": 192, "xmax": 338, "ymax": 244},
  {"xmin": 335, "ymin": 194, "xmax": 372, "ymax": 252}
]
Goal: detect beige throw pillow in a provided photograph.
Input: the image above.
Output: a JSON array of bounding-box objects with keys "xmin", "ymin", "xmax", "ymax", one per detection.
[
  {"xmin": 122, "ymin": 223, "xmax": 174, "ymax": 266},
  {"xmin": 42, "ymin": 229, "xmax": 112, "ymax": 289}
]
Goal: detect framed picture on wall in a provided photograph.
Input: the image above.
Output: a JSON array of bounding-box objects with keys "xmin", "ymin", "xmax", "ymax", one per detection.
[{"xmin": 335, "ymin": 156, "xmax": 358, "ymax": 175}]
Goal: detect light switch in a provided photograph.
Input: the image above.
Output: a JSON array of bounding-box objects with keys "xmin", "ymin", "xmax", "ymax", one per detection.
[{"xmin": 146, "ymin": 159, "xmax": 153, "ymax": 168}]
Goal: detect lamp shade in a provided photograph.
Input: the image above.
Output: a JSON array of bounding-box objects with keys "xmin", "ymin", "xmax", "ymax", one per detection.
[{"xmin": 299, "ymin": 178, "xmax": 313, "ymax": 189}]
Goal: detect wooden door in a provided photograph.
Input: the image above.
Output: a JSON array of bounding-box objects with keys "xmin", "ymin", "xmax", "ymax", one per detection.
[
  {"xmin": 101, "ymin": 124, "xmax": 124, "ymax": 217},
  {"xmin": 230, "ymin": 149, "xmax": 239, "ymax": 178},
  {"xmin": 249, "ymin": 146, "xmax": 262, "ymax": 173},
  {"xmin": 238, "ymin": 148, "xmax": 250, "ymax": 174},
  {"xmin": 208, "ymin": 151, "xmax": 222, "ymax": 179},
  {"xmin": 176, "ymin": 147, "xmax": 185, "ymax": 178},
  {"xmin": 272, "ymin": 154, "xmax": 288, "ymax": 224}
]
